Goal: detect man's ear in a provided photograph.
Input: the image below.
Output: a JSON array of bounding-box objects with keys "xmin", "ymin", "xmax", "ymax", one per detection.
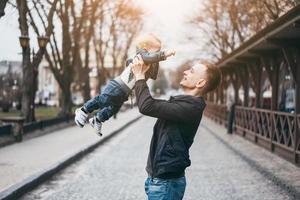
[{"xmin": 196, "ymin": 79, "xmax": 206, "ymax": 89}]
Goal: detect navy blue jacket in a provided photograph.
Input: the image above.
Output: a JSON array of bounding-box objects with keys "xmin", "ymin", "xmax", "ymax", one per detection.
[{"xmin": 134, "ymin": 80, "xmax": 206, "ymax": 179}]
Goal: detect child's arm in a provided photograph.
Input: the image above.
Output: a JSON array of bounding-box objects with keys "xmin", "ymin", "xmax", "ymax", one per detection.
[
  {"xmin": 164, "ymin": 50, "xmax": 176, "ymax": 58},
  {"xmin": 139, "ymin": 50, "xmax": 175, "ymax": 65},
  {"xmin": 140, "ymin": 51, "xmax": 165, "ymax": 64}
]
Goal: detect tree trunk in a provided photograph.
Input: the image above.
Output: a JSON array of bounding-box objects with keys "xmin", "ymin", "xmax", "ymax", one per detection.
[
  {"xmin": 82, "ymin": 68, "xmax": 91, "ymax": 102},
  {"xmin": 59, "ymin": 84, "xmax": 72, "ymax": 117},
  {"xmin": 21, "ymin": 48, "xmax": 35, "ymax": 122},
  {"xmin": 0, "ymin": 0, "xmax": 8, "ymax": 18},
  {"xmin": 95, "ymin": 68, "xmax": 101, "ymax": 93},
  {"xmin": 82, "ymin": 81, "xmax": 91, "ymax": 101}
]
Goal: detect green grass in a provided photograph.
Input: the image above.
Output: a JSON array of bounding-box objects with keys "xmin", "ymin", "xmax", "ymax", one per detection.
[
  {"xmin": 35, "ymin": 107, "xmax": 60, "ymax": 120},
  {"xmin": 0, "ymin": 107, "xmax": 75, "ymax": 120}
]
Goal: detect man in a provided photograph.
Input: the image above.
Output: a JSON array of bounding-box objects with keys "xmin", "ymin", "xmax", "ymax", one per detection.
[{"xmin": 131, "ymin": 55, "xmax": 221, "ymax": 200}]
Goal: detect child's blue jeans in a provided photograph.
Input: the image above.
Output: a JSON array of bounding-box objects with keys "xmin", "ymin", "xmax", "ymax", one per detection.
[
  {"xmin": 83, "ymin": 79, "xmax": 128, "ymax": 122},
  {"xmin": 145, "ymin": 176, "xmax": 186, "ymax": 200}
]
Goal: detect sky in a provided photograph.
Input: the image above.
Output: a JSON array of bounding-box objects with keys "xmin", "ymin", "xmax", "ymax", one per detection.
[
  {"xmin": 135, "ymin": 0, "xmax": 206, "ymax": 69},
  {"xmin": 0, "ymin": 6, "xmax": 23, "ymax": 61},
  {"xmin": 0, "ymin": 0, "xmax": 206, "ymax": 69}
]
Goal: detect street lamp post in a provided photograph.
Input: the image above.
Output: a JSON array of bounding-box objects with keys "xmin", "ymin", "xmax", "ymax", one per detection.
[
  {"xmin": 18, "ymin": 34, "xmax": 49, "ymax": 122},
  {"xmin": 19, "ymin": 35, "xmax": 30, "ymax": 49},
  {"xmin": 35, "ymin": 35, "xmax": 49, "ymax": 106},
  {"xmin": 37, "ymin": 36, "xmax": 49, "ymax": 49},
  {"xmin": 19, "ymin": 35, "xmax": 49, "ymax": 50},
  {"xmin": 19, "ymin": 35, "xmax": 32, "ymax": 122}
]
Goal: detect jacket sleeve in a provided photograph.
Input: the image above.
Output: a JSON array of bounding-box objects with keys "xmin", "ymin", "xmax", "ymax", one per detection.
[
  {"xmin": 134, "ymin": 80, "xmax": 196, "ymax": 123},
  {"xmin": 141, "ymin": 51, "xmax": 166, "ymax": 65}
]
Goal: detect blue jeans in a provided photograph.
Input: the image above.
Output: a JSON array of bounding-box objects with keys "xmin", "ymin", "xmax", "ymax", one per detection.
[
  {"xmin": 145, "ymin": 176, "xmax": 186, "ymax": 200},
  {"xmin": 83, "ymin": 79, "xmax": 128, "ymax": 122}
]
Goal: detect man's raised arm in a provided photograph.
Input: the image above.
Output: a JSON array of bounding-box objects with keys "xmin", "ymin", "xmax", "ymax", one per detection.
[{"xmin": 134, "ymin": 79, "xmax": 197, "ymax": 123}]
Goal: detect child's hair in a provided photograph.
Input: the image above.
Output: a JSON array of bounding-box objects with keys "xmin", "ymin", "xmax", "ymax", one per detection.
[{"xmin": 135, "ymin": 33, "xmax": 161, "ymax": 50}]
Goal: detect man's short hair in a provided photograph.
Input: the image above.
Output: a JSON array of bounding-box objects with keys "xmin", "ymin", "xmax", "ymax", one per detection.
[{"xmin": 202, "ymin": 64, "xmax": 221, "ymax": 94}]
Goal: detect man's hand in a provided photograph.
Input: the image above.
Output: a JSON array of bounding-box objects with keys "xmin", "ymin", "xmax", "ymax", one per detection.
[{"xmin": 131, "ymin": 55, "xmax": 151, "ymax": 81}]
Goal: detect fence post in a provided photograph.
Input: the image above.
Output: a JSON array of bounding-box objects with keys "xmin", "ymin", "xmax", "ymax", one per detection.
[
  {"xmin": 294, "ymin": 49, "xmax": 300, "ymax": 164},
  {"xmin": 227, "ymin": 104, "xmax": 235, "ymax": 134}
]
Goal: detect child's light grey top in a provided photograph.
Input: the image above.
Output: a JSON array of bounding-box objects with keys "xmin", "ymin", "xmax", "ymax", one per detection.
[{"xmin": 119, "ymin": 64, "xmax": 135, "ymax": 90}]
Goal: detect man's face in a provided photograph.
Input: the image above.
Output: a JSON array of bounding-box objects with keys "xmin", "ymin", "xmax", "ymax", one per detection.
[{"xmin": 180, "ymin": 63, "xmax": 207, "ymax": 89}]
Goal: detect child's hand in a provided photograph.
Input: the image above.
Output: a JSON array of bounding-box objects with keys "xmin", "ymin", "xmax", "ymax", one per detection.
[{"xmin": 164, "ymin": 50, "xmax": 176, "ymax": 58}]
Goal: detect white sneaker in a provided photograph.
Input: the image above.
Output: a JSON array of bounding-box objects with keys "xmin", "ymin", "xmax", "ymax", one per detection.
[
  {"xmin": 89, "ymin": 116, "xmax": 103, "ymax": 136},
  {"xmin": 74, "ymin": 107, "xmax": 88, "ymax": 128}
]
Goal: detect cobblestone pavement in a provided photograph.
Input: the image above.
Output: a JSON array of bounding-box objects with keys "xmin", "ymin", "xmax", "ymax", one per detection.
[
  {"xmin": 22, "ymin": 116, "xmax": 300, "ymax": 200},
  {"xmin": 0, "ymin": 108, "xmax": 140, "ymax": 192}
]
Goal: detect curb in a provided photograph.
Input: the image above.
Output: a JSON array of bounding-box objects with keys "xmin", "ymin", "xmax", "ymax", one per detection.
[{"xmin": 0, "ymin": 115, "xmax": 142, "ymax": 200}]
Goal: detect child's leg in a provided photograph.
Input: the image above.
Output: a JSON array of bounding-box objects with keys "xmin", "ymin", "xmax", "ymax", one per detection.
[
  {"xmin": 74, "ymin": 107, "xmax": 89, "ymax": 127},
  {"xmin": 75, "ymin": 94, "xmax": 110, "ymax": 128},
  {"xmin": 96, "ymin": 105, "xmax": 122, "ymax": 122},
  {"xmin": 89, "ymin": 105, "xmax": 121, "ymax": 135},
  {"xmin": 83, "ymin": 93, "xmax": 109, "ymax": 113},
  {"xmin": 119, "ymin": 66, "xmax": 135, "ymax": 90}
]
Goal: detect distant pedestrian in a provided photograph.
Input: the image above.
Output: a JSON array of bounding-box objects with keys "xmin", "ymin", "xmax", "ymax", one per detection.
[{"xmin": 131, "ymin": 56, "xmax": 221, "ymax": 200}]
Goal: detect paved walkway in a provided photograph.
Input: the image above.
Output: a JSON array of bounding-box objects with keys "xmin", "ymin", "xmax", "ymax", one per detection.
[
  {"xmin": 22, "ymin": 116, "xmax": 300, "ymax": 200},
  {"xmin": 0, "ymin": 108, "xmax": 141, "ymax": 193}
]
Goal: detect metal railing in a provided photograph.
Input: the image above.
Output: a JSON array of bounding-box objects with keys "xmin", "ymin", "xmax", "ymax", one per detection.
[
  {"xmin": 235, "ymin": 106, "xmax": 300, "ymax": 163},
  {"xmin": 203, "ymin": 102, "xmax": 300, "ymax": 164},
  {"xmin": 204, "ymin": 102, "xmax": 228, "ymax": 126}
]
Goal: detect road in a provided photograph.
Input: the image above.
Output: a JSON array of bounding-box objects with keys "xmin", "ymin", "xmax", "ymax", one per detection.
[{"xmin": 22, "ymin": 117, "xmax": 298, "ymax": 200}]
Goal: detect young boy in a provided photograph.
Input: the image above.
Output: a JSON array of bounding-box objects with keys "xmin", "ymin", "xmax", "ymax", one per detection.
[{"xmin": 74, "ymin": 33, "xmax": 175, "ymax": 135}]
